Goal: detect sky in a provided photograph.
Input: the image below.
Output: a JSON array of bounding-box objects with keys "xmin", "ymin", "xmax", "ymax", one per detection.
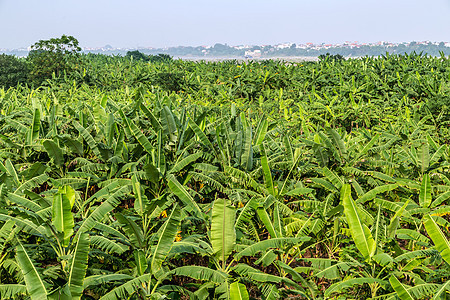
[{"xmin": 1, "ymin": 0, "xmax": 450, "ymax": 49}]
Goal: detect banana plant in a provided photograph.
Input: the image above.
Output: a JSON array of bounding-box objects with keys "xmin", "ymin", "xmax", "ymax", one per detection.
[
  {"xmin": 167, "ymin": 198, "xmax": 237, "ymax": 299},
  {"xmin": 96, "ymin": 203, "xmax": 182, "ymax": 300},
  {"xmin": 12, "ymin": 233, "xmax": 90, "ymax": 300},
  {"xmin": 326, "ymin": 184, "xmax": 388, "ymax": 298},
  {"xmin": 377, "ymin": 214, "xmax": 450, "ymax": 300},
  {"xmin": 0, "ymin": 183, "xmax": 131, "ymax": 298}
]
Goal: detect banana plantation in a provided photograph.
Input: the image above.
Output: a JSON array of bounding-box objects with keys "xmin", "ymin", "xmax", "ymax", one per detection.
[{"xmin": 1, "ymin": 52, "xmax": 450, "ymax": 299}]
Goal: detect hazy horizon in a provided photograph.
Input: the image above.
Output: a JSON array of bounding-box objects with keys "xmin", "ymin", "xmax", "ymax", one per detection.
[{"xmin": 1, "ymin": 0, "xmax": 450, "ymax": 49}]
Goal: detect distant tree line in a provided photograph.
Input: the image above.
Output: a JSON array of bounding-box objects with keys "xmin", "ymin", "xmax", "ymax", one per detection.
[
  {"xmin": 4, "ymin": 41, "xmax": 450, "ymax": 59},
  {"xmin": 271, "ymin": 43, "xmax": 450, "ymax": 57},
  {"xmin": 97, "ymin": 43, "xmax": 450, "ymax": 58},
  {"xmin": 125, "ymin": 50, "xmax": 173, "ymax": 62}
]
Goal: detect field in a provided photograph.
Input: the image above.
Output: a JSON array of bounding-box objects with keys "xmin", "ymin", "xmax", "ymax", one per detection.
[{"xmin": 1, "ymin": 51, "xmax": 450, "ymax": 299}]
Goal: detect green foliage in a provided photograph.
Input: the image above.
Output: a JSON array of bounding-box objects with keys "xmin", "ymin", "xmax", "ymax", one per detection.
[
  {"xmin": 318, "ymin": 52, "xmax": 345, "ymax": 62},
  {"xmin": 1, "ymin": 52, "xmax": 450, "ymax": 299},
  {"xmin": 0, "ymin": 54, "xmax": 28, "ymax": 88},
  {"xmin": 425, "ymin": 94, "xmax": 450, "ymax": 121},
  {"xmin": 16, "ymin": 242, "xmax": 47, "ymax": 300},
  {"xmin": 126, "ymin": 50, "xmax": 173, "ymax": 63},
  {"xmin": 27, "ymin": 35, "xmax": 82, "ymax": 85},
  {"xmin": 149, "ymin": 53, "xmax": 173, "ymax": 62},
  {"xmin": 126, "ymin": 50, "xmax": 149, "ymax": 61},
  {"xmin": 153, "ymin": 71, "xmax": 184, "ymax": 92}
]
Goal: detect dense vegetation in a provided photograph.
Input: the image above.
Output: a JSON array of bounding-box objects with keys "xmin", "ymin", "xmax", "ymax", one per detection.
[{"xmin": 1, "ymin": 45, "xmax": 450, "ymax": 299}]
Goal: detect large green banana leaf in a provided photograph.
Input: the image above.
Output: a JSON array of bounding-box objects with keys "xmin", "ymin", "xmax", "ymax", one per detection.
[
  {"xmin": 390, "ymin": 276, "xmax": 414, "ymax": 300},
  {"xmin": 423, "ymin": 214, "xmax": 450, "ymax": 265},
  {"xmin": 52, "ymin": 186, "xmax": 75, "ymax": 247},
  {"xmin": 342, "ymin": 184, "xmax": 376, "ymax": 261},
  {"xmin": 0, "ymin": 284, "xmax": 27, "ymax": 299},
  {"xmin": 26, "ymin": 108, "xmax": 40, "ymax": 145},
  {"xmin": 259, "ymin": 144, "xmax": 274, "ymax": 196},
  {"xmin": 16, "ymin": 242, "xmax": 48, "ymax": 300},
  {"xmin": 99, "ymin": 274, "xmax": 151, "ymax": 300},
  {"xmin": 150, "ymin": 204, "xmax": 180, "ymax": 273},
  {"xmin": 68, "ymin": 233, "xmax": 90, "ymax": 299},
  {"xmin": 419, "ymin": 174, "xmax": 432, "ymax": 208},
  {"xmin": 211, "ymin": 198, "xmax": 236, "ymax": 265},
  {"xmin": 171, "ymin": 266, "xmax": 228, "ymax": 284},
  {"xmin": 168, "ymin": 175, "xmax": 203, "ymax": 219},
  {"xmin": 230, "ymin": 282, "xmax": 250, "ymax": 300}
]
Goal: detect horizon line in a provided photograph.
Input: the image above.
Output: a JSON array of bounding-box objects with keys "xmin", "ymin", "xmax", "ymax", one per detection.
[{"xmin": 2, "ymin": 40, "xmax": 450, "ymax": 51}]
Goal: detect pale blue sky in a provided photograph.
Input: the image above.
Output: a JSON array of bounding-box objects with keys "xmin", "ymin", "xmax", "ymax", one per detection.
[{"xmin": 1, "ymin": 0, "xmax": 450, "ymax": 48}]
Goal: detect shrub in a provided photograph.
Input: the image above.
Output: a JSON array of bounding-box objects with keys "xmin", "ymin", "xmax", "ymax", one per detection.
[
  {"xmin": 149, "ymin": 54, "xmax": 173, "ymax": 63},
  {"xmin": 126, "ymin": 51, "xmax": 173, "ymax": 63},
  {"xmin": 319, "ymin": 53, "xmax": 345, "ymax": 62},
  {"xmin": 126, "ymin": 50, "xmax": 149, "ymax": 61},
  {"xmin": 0, "ymin": 54, "xmax": 28, "ymax": 88}
]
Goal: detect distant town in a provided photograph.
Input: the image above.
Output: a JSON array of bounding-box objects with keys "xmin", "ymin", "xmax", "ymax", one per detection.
[{"xmin": 3, "ymin": 41, "xmax": 450, "ymax": 58}]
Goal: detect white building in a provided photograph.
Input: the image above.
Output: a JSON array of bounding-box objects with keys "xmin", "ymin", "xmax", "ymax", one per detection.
[{"xmin": 244, "ymin": 50, "xmax": 261, "ymax": 58}]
